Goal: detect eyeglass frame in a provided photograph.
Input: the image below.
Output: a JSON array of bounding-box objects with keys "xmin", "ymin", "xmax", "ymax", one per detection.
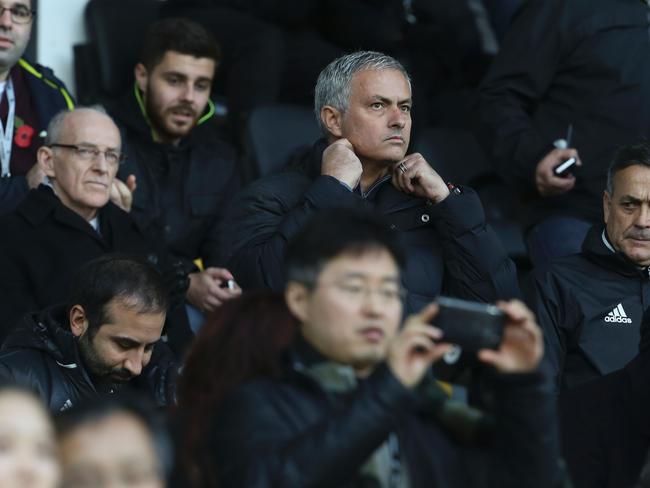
[
  {"xmin": 317, "ymin": 279, "xmax": 407, "ymax": 303},
  {"xmin": 0, "ymin": 4, "xmax": 36, "ymax": 24},
  {"xmin": 48, "ymin": 143, "xmax": 127, "ymax": 166}
]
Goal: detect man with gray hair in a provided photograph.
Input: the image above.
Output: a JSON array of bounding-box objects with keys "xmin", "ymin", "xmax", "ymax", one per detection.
[
  {"xmin": 526, "ymin": 140, "xmax": 650, "ymax": 393},
  {"xmin": 0, "ymin": 107, "xmax": 190, "ymax": 346},
  {"xmin": 221, "ymin": 50, "xmax": 519, "ymax": 313}
]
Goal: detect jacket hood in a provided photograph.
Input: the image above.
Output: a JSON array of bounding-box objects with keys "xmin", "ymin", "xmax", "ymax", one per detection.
[
  {"xmin": 109, "ymin": 83, "xmax": 216, "ymax": 143},
  {"xmin": 2, "ymin": 304, "xmax": 80, "ymax": 367}
]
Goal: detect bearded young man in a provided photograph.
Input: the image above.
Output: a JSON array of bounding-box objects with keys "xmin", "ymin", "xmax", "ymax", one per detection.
[{"xmin": 107, "ymin": 18, "xmax": 241, "ymax": 321}]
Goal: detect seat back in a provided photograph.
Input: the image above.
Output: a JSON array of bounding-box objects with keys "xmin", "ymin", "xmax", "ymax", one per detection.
[
  {"xmin": 241, "ymin": 104, "xmax": 321, "ymax": 182},
  {"xmin": 76, "ymin": 0, "xmax": 161, "ymax": 103}
]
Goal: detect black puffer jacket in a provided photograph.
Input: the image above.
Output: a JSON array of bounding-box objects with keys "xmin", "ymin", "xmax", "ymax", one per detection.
[
  {"xmin": 0, "ymin": 305, "xmax": 178, "ymax": 413},
  {"xmin": 211, "ymin": 344, "xmax": 563, "ymax": 488},
  {"xmin": 475, "ymin": 0, "xmax": 650, "ymax": 226},
  {"xmin": 221, "ymin": 139, "xmax": 520, "ymax": 312},
  {"xmin": 526, "ymin": 225, "xmax": 650, "ymax": 392}
]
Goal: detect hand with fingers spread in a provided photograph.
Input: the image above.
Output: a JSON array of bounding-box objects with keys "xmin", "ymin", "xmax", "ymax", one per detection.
[
  {"xmin": 387, "ymin": 303, "xmax": 454, "ymax": 388},
  {"xmin": 477, "ymin": 299, "xmax": 544, "ymax": 374},
  {"xmin": 535, "ymin": 147, "xmax": 582, "ymax": 197},
  {"xmin": 321, "ymin": 138, "xmax": 363, "ymax": 190},
  {"xmin": 110, "ymin": 174, "xmax": 137, "ymax": 212},
  {"xmin": 187, "ymin": 267, "xmax": 242, "ymax": 313},
  {"xmin": 391, "ymin": 153, "xmax": 450, "ymax": 203}
]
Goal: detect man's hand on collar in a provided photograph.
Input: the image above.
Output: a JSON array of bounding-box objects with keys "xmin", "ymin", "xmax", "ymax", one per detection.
[
  {"xmin": 391, "ymin": 153, "xmax": 450, "ymax": 203},
  {"xmin": 321, "ymin": 138, "xmax": 363, "ymax": 190}
]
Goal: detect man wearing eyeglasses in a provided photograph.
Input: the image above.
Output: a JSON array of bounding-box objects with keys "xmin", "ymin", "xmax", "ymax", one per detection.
[
  {"xmin": 212, "ymin": 209, "xmax": 564, "ymax": 488},
  {"xmin": 0, "ymin": 107, "xmax": 191, "ymax": 346},
  {"xmin": 0, "ymin": 0, "xmax": 74, "ymax": 215}
]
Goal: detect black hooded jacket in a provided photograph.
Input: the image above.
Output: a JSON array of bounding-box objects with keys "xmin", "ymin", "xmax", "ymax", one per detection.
[
  {"xmin": 0, "ymin": 304, "xmax": 178, "ymax": 413},
  {"xmin": 526, "ymin": 224, "xmax": 650, "ymax": 392},
  {"xmin": 220, "ymin": 139, "xmax": 520, "ymax": 312},
  {"xmin": 107, "ymin": 87, "xmax": 240, "ymax": 271}
]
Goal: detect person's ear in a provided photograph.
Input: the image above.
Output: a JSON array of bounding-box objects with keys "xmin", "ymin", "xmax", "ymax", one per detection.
[
  {"xmin": 134, "ymin": 63, "xmax": 149, "ymax": 93},
  {"xmin": 38, "ymin": 145, "xmax": 55, "ymax": 179},
  {"xmin": 285, "ymin": 281, "xmax": 310, "ymax": 323},
  {"xmin": 69, "ymin": 304, "xmax": 89, "ymax": 338},
  {"xmin": 603, "ymin": 190, "xmax": 612, "ymax": 225},
  {"xmin": 321, "ymin": 105, "xmax": 344, "ymax": 138}
]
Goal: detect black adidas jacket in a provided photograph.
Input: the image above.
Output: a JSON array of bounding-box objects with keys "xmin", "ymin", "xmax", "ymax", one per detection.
[{"xmin": 526, "ymin": 225, "xmax": 650, "ymax": 392}]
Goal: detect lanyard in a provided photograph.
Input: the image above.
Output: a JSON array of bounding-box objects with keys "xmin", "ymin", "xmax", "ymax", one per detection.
[{"xmin": 0, "ymin": 77, "xmax": 15, "ymax": 178}]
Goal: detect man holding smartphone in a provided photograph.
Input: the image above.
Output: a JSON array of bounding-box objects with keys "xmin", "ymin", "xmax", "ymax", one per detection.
[{"xmin": 212, "ymin": 209, "xmax": 564, "ymax": 488}]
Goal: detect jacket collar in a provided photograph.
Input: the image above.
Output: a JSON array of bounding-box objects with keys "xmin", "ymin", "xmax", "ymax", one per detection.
[
  {"xmin": 18, "ymin": 186, "xmax": 107, "ymax": 244},
  {"xmin": 582, "ymin": 224, "xmax": 650, "ymax": 278},
  {"xmin": 3, "ymin": 304, "xmax": 82, "ymax": 369}
]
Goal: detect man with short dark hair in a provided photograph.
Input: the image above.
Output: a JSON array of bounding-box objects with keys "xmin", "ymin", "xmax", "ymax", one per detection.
[
  {"xmin": 222, "ymin": 51, "xmax": 519, "ymax": 313},
  {"xmin": 213, "ymin": 209, "xmax": 563, "ymax": 488},
  {"xmin": 527, "ymin": 140, "xmax": 650, "ymax": 392},
  {"xmin": 107, "ymin": 18, "xmax": 241, "ymax": 319},
  {"xmin": 0, "ymin": 0, "xmax": 74, "ymax": 214},
  {"xmin": 0, "ymin": 255, "xmax": 177, "ymax": 412}
]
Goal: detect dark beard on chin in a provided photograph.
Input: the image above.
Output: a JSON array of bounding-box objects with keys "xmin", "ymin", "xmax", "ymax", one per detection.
[
  {"xmin": 77, "ymin": 334, "xmax": 132, "ymax": 383},
  {"xmin": 144, "ymin": 87, "xmax": 195, "ymax": 143}
]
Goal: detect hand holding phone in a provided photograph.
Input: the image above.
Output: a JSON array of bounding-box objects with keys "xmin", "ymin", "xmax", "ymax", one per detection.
[{"xmin": 432, "ymin": 296, "xmax": 505, "ymax": 351}]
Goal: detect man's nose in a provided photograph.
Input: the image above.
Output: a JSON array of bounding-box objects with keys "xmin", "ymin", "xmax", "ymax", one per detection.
[
  {"xmin": 388, "ymin": 106, "xmax": 407, "ymax": 129},
  {"xmin": 0, "ymin": 8, "xmax": 13, "ymax": 28},
  {"xmin": 360, "ymin": 288, "xmax": 385, "ymax": 316},
  {"xmin": 123, "ymin": 350, "xmax": 144, "ymax": 377},
  {"xmin": 635, "ymin": 204, "xmax": 650, "ymax": 227},
  {"xmin": 180, "ymin": 82, "xmax": 196, "ymax": 102},
  {"xmin": 92, "ymin": 152, "xmax": 110, "ymax": 173}
]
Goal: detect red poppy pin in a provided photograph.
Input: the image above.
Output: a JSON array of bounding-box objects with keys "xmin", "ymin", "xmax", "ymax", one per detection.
[{"xmin": 14, "ymin": 124, "xmax": 34, "ymax": 148}]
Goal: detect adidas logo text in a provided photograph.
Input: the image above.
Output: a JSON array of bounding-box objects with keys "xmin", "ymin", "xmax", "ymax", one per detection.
[{"xmin": 604, "ymin": 303, "xmax": 632, "ymax": 324}]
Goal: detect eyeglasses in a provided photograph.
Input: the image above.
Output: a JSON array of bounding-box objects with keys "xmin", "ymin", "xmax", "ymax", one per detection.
[
  {"xmin": 322, "ymin": 281, "xmax": 407, "ymax": 303},
  {"xmin": 0, "ymin": 4, "xmax": 36, "ymax": 24},
  {"xmin": 49, "ymin": 143, "xmax": 126, "ymax": 166}
]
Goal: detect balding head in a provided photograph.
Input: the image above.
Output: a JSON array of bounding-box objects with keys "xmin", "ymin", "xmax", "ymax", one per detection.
[{"xmin": 38, "ymin": 108, "xmax": 122, "ymax": 221}]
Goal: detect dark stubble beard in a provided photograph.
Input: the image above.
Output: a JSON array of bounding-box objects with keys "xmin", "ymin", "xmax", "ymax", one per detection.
[{"xmin": 77, "ymin": 334, "xmax": 132, "ymax": 383}]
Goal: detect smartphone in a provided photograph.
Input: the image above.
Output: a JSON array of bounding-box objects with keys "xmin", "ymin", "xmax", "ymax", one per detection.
[
  {"xmin": 220, "ymin": 279, "xmax": 236, "ymax": 290},
  {"xmin": 553, "ymin": 157, "xmax": 577, "ymax": 177},
  {"xmin": 432, "ymin": 296, "xmax": 505, "ymax": 351}
]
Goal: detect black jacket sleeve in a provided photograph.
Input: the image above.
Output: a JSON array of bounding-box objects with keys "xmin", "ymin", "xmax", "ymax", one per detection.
[
  {"xmin": 213, "ymin": 364, "xmax": 416, "ymax": 487},
  {"xmin": 200, "ymin": 157, "xmax": 241, "ymax": 268},
  {"xmin": 486, "ymin": 372, "xmax": 565, "ymax": 488},
  {"xmin": 474, "ymin": 0, "xmax": 565, "ymax": 188},
  {"xmin": 524, "ymin": 268, "xmax": 576, "ymax": 393},
  {"xmin": 223, "ymin": 174, "xmax": 360, "ymax": 291},
  {"xmin": 432, "ymin": 187, "xmax": 521, "ymax": 301}
]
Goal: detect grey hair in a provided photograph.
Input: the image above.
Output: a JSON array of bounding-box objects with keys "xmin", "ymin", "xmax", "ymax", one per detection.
[
  {"xmin": 314, "ymin": 51, "xmax": 411, "ymax": 135},
  {"xmin": 44, "ymin": 105, "xmax": 110, "ymax": 145}
]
